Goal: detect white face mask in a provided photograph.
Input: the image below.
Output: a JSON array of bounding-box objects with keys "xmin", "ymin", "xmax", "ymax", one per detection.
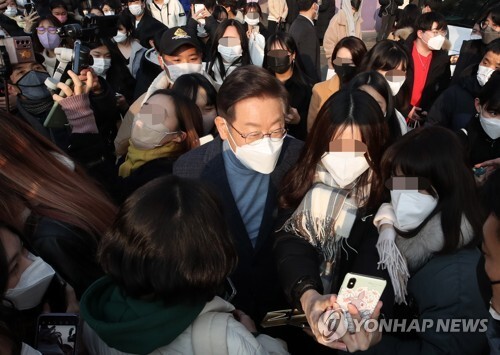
[
  {"xmin": 321, "ymin": 152, "xmax": 370, "ymax": 188},
  {"xmin": 4, "ymin": 6, "xmax": 17, "ymax": 16},
  {"xmin": 4, "ymin": 255, "xmax": 55, "ymax": 311},
  {"xmin": 470, "ymin": 33, "xmax": 482, "ymax": 41},
  {"xmin": 226, "ymin": 122, "xmax": 284, "ymax": 174},
  {"xmin": 104, "ymin": 10, "xmax": 115, "ymax": 15},
  {"xmin": 386, "ymin": 77, "xmax": 405, "ymax": 96},
  {"xmin": 218, "ymin": 44, "xmax": 243, "ymax": 63},
  {"xmin": 426, "ymin": 34, "xmax": 445, "ymax": 51},
  {"xmin": 165, "ymin": 62, "xmax": 203, "ymax": 81},
  {"xmin": 16, "ymin": 0, "xmax": 27, "ymax": 6},
  {"xmin": 479, "ymin": 110, "xmax": 500, "ymax": 140},
  {"xmin": 477, "ymin": 65, "xmax": 495, "ymax": 86},
  {"xmin": 244, "ymin": 16, "xmax": 259, "ymax": 26},
  {"xmin": 91, "ymin": 57, "xmax": 111, "ymax": 76},
  {"xmin": 390, "ymin": 190, "xmax": 438, "ymax": 231},
  {"xmin": 113, "ymin": 30, "xmax": 128, "ymax": 43},
  {"xmin": 129, "ymin": 4, "xmax": 143, "ymax": 16}
]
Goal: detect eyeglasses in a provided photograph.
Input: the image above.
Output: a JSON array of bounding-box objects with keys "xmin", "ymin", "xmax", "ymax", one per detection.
[
  {"xmin": 480, "ymin": 20, "xmax": 499, "ymax": 31},
  {"xmin": 427, "ymin": 28, "xmax": 447, "ymax": 36},
  {"xmin": 227, "ymin": 121, "xmax": 287, "ymax": 145},
  {"xmin": 36, "ymin": 27, "xmax": 58, "ymax": 34}
]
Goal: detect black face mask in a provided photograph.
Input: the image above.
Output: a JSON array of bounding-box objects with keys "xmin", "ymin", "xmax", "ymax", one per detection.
[
  {"xmin": 333, "ymin": 64, "xmax": 357, "ymax": 84},
  {"xmin": 267, "ymin": 50, "xmax": 291, "ymax": 74}
]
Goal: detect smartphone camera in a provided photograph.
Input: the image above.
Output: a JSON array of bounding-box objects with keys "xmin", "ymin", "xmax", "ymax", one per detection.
[{"xmin": 347, "ymin": 278, "xmax": 356, "ymax": 289}]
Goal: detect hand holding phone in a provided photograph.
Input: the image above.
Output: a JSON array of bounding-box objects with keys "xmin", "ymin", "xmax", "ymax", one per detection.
[
  {"xmin": 36, "ymin": 313, "xmax": 79, "ymax": 355},
  {"xmin": 317, "ymin": 273, "xmax": 385, "ymax": 349}
]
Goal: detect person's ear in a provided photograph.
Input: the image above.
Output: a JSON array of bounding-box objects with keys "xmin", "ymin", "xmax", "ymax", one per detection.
[
  {"xmin": 474, "ymin": 98, "xmax": 481, "ymax": 114},
  {"xmin": 215, "ymin": 116, "xmax": 228, "ymax": 140},
  {"xmin": 417, "ymin": 29, "xmax": 424, "ymax": 40},
  {"xmin": 173, "ymin": 131, "xmax": 187, "ymax": 143},
  {"xmin": 7, "ymin": 83, "xmax": 19, "ymax": 96}
]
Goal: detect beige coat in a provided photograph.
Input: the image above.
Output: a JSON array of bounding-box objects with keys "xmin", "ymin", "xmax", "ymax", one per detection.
[
  {"xmin": 268, "ymin": 0, "xmax": 288, "ymax": 22},
  {"xmin": 307, "ymin": 74, "xmax": 340, "ymax": 132},
  {"xmin": 323, "ymin": 10, "xmax": 362, "ymax": 68}
]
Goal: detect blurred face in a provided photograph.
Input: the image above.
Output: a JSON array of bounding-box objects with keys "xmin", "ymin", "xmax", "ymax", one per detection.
[
  {"xmin": 195, "ymin": 87, "xmax": 217, "ymax": 135},
  {"xmin": 335, "ymin": 47, "xmax": 353, "ymax": 62},
  {"xmin": 90, "ymin": 45, "xmax": 111, "ymax": 59},
  {"xmin": 376, "ymin": 62, "xmax": 405, "ymax": 77},
  {"xmin": 0, "ymin": 228, "xmax": 33, "ymax": 290},
  {"xmin": 475, "ymin": 99, "xmax": 500, "ymax": 120},
  {"xmin": 270, "ymin": 41, "xmax": 296, "ymax": 61},
  {"xmin": 144, "ymin": 94, "xmax": 183, "ymax": 145}
]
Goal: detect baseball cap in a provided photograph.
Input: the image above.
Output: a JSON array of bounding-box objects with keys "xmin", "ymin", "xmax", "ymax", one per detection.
[{"xmin": 159, "ymin": 27, "xmax": 202, "ymax": 56}]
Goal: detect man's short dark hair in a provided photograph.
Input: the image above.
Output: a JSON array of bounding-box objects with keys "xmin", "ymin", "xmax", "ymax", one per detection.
[
  {"xmin": 98, "ymin": 175, "xmax": 238, "ymax": 305},
  {"xmin": 217, "ymin": 65, "xmax": 289, "ymax": 123},
  {"xmin": 297, "ymin": 0, "xmax": 316, "ymax": 12},
  {"xmin": 423, "ymin": 0, "xmax": 441, "ymax": 12},
  {"xmin": 487, "ymin": 38, "xmax": 500, "ymax": 55},
  {"xmin": 415, "ymin": 11, "xmax": 447, "ymax": 32}
]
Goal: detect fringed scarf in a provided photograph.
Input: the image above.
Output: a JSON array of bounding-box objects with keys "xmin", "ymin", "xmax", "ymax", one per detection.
[
  {"xmin": 281, "ymin": 163, "xmax": 359, "ymax": 293},
  {"xmin": 374, "ymin": 203, "xmax": 475, "ymax": 304}
]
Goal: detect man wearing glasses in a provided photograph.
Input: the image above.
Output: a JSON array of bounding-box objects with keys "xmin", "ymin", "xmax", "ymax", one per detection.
[
  {"xmin": 403, "ymin": 12, "xmax": 451, "ymax": 127},
  {"xmin": 174, "ymin": 65, "xmax": 303, "ymax": 324}
]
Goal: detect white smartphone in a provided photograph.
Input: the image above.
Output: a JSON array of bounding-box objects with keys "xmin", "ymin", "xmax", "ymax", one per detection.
[
  {"xmin": 336, "ymin": 272, "xmax": 386, "ymax": 318},
  {"xmin": 194, "ymin": 4, "xmax": 206, "ymax": 24}
]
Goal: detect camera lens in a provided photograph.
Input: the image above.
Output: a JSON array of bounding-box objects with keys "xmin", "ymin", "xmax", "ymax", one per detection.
[{"xmin": 347, "ymin": 278, "xmax": 356, "ymax": 289}]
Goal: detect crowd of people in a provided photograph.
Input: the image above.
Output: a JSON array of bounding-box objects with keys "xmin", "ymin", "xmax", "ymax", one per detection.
[{"xmin": 0, "ymin": 0, "xmax": 500, "ymax": 353}]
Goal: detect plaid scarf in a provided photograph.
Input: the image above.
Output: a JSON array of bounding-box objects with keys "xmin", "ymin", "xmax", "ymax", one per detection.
[{"xmin": 281, "ymin": 163, "xmax": 358, "ymax": 293}]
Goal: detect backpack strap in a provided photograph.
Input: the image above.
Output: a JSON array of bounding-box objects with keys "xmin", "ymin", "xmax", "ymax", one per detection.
[{"xmin": 191, "ymin": 312, "xmax": 231, "ymax": 355}]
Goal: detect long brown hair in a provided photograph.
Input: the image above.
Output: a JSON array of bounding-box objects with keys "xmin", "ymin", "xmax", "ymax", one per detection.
[
  {"xmin": 279, "ymin": 90, "xmax": 391, "ymax": 213},
  {"xmin": 0, "ymin": 112, "xmax": 116, "ymax": 238}
]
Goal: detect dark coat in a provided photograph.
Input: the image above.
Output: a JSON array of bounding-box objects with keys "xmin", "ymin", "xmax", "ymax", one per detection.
[
  {"xmin": 133, "ymin": 51, "xmax": 163, "ymax": 100},
  {"xmin": 274, "ymin": 212, "xmax": 394, "ymax": 315},
  {"xmin": 378, "ymin": 0, "xmax": 404, "ymax": 17},
  {"xmin": 0, "ymin": 14, "xmax": 26, "ymax": 36},
  {"xmin": 289, "ymin": 15, "xmax": 321, "ymax": 83},
  {"xmin": 25, "ymin": 216, "xmax": 103, "ymax": 298},
  {"xmin": 367, "ymin": 248, "xmax": 489, "ymax": 354},
  {"xmin": 427, "ymin": 71, "xmax": 481, "ymax": 130},
  {"xmin": 315, "ymin": 0, "xmax": 335, "ymax": 43},
  {"xmin": 173, "ymin": 136, "xmax": 303, "ymax": 322},
  {"xmin": 284, "ymin": 73, "xmax": 312, "ymax": 141},
  {"xmin": 458, "ymin": 115, "xmax": 500, "ymax": 167},
  {"xmin": 452, "ymin": 39, "xmax": 485, "ymax": 85},
  {"xmin": 285, "ymin": 0, "xmax": 299, "ymax": 25},
  {"xmin": 118, "ymin": 157, "xmax": 176, "ymax": 203},
  {"xmin": 133, "ymin": 12, "xmax": 168, "ymax": 49},
  {"xmin": 399, "ymin": 34, "xmax": 451, "ymax": 117}
]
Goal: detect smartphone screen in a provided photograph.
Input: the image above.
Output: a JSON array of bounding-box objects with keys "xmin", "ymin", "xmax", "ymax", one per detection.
[
  {"xmin": 36, "ymin": 314, "xmax": 79, "ymax": 355},
  {"xmin": 194, "ymin": 3, "xmax": 205, "ymax": 13}
]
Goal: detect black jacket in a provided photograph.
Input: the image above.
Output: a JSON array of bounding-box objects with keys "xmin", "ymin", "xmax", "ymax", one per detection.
[
  {"xmin": 452, "ymin": 39, "xmax": 485, "ymax": 85},
  {"xmin": 315, "ymin": 0, "xmax": 335, "ymax": 43},
  {"xmin": 132, "ymin": 12, "xmax": 168, "ymax": 49},
  {"xmin": 118, "ymin": 156, "xmax": 176, "ymax": 203},
  {"xmin": 378, "ymin": 0, "xmax": 404, "ymax": 17},
  {"xmin": 458, "ymin": 115, "xmax": 500, "ymax": 167},
  {"xmin": 25, "ymin": 216, "xmax": 103, "ymax": 298},
  {"xmin": 285, "ymin": 0, "xmax": 299, "ymax": 25},
  {"xmin": 426, "ymin": 71, "xmax": 481, "ymax": 130},
  {"xmin": 274, "ymin": 212, "xmax": 394, "ymax": 316},
  {"xmin": 173, "ymin": 136, "xmax": 303, "ymax": 322},
  {"xmin": 289, "ymin": 15, "xmax": 321, "ymax": 83},
  {"xmin": 284, "ymin": 73, "xmax": 312, "ymax": 141},
  {"xmin": 0, "ymin": 14, "xmax": 26, "ymax": 36},
  {"xmin": 133, "ymin": 50, "xmax": 163, "ymax": 100},
  {"xmin": 399, "ymin": 34, "xmax": 451, "ymax": 116}
]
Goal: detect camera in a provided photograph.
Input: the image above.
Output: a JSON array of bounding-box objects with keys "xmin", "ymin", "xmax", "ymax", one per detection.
[
  {"xmin": 0, "ymin": 34, "xmax": 36, "ymax": 77},
  {"xmin": 57, "ymin": 14, "xmax": 119, "ymax": 43}
]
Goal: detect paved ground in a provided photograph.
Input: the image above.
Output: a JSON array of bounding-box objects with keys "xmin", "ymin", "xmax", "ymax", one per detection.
[{"xmin": 319, "ymin": 30, "xmax": 377, "ymax": 80}]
